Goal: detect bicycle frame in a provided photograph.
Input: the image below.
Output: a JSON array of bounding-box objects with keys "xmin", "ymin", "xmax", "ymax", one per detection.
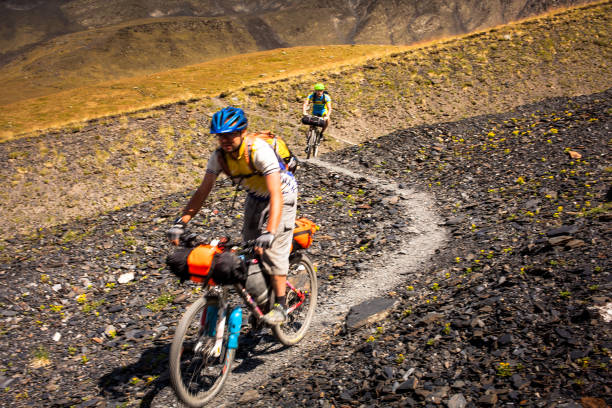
[
  {"xmin": 233, "ymin": 277, "xmax": 306, "ymax": 321},
  {"xmin": 170, "ymin": 235, "xmax": 317, "ymax": 407},
  {"xmin": 285, "ymin": 280, "xmax": 306, "ymax": 314},
  {"xmin": 305, "ymin": 125, "xmax": 322, "ymax": 159},
  {"xmin": 195, "ymin": 263, "xmax": 307, "ymax": 352}
]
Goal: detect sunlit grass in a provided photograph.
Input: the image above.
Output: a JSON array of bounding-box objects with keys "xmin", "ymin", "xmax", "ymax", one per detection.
[
  {"xmin": 1, "ymin": 0, "xmax": 609, "ymax": 141},
  {"xmin": 0, "ymin": 44, "xmax": 411, "ymax": 141}
]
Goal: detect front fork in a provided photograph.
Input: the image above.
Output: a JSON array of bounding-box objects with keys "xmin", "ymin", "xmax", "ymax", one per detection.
[
  {"xmin": 227, "ymin": 307, "xmax": 242, "ymax": 349},
  {"xmin": 201, "ymin": 302, "xmax": 243, "ymax": 357}
]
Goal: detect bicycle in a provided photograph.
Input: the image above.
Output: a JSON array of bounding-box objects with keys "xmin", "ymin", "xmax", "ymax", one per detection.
[
  {"xmin": 301, "ymin": 115, "xmax": 326, "ymax": 159},
  {"xmin": 168, "ymin": 222, "xmax": 318, "ymax": 407}
]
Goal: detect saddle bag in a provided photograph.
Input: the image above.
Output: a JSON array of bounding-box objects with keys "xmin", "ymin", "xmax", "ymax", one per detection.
[
  {"xmin": 186, "ymin": 244, "xmax": 223, "ymax": 283},
  {"xmin": 208, "ymin": 251, "xmax": 247, "ymax": 285},
  {"xmin": 292, "ymin": 217, "xmax": 317, "ymax": 250}
]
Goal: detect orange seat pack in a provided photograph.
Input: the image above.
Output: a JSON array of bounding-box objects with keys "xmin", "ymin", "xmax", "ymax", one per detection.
[
  {"xmin": 292, "ymin": 217, "xmax": 317, "ymax": 250},
  {"xmin": 187, "ymin": 244, "xmax": 223, "ymax": 283}
]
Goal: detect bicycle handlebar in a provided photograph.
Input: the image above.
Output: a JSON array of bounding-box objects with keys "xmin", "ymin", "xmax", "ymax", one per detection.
[
  {"xmin": 301, "ymin": 114, "xmax": 326, "ymax": 128},
  {"xmin": 178, "ymin": 230, "xmax": 257, "ymax": 255}
]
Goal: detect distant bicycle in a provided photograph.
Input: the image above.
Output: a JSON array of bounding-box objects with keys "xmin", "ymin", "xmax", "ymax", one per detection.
[
  {"xmin": 301, "ymin": 115, "xmax": 326, "ymax": 159},
  {"xmin": 167, "ymin": 218, "xmax": 318, "ymax": 407}
]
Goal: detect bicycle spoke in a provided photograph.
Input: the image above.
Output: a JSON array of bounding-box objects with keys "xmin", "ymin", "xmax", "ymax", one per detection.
[
  {"xmin": 272, "ymin": 255, "xmax": 318, "ymax": 345},
  {"xmin": 170, "ymin": 298, "xmax": 235, "ymax": 407}
]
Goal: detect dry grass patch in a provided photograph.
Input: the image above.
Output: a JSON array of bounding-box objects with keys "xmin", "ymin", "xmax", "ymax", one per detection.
[{"xmin": 0, "ymin": 44, "xmax": 411, "ymax": 141}]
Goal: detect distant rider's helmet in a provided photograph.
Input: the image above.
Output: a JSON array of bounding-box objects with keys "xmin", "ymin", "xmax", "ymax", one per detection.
[
  {"xmin": 313, "ymin": 83, "xmax": 325, "ymax": 91},
  {"xmin": 210, "ymin": 106, "xmax": 248, "ymax": 134}
]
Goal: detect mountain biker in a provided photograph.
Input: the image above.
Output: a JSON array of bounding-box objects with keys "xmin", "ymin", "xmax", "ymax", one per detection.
[
  {"xmin": 167, "ymin": 106, "xmax": 298, "ymax": 325},
  {"xmin": 302, "ymin": 82, "xmax": 332, "ymax": 138}
]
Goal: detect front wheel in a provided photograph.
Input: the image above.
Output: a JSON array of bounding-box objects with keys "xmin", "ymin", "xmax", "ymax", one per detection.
[
  {"xmin": 272, "ymin": 253, "xmax": 318, "ymax": 345},
  {"xmin": 306, "ymin": 128, "xmax": 317, "ymax": 159},
  {"xmin": 169, "ymin": 297, "xmax": 234, "ymax": 407},
  {"xmin": 312, "ymin": 129, "xmax": 321, "ymax": 158}
]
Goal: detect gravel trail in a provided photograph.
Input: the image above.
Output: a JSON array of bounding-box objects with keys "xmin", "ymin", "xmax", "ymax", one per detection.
[{"xmin": 150, "ymin": 157, "xmax": 446, "ymax": 407}]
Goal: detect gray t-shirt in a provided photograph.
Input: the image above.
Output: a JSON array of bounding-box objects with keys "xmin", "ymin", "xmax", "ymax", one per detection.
[{"xmin": 206, "ymin": 137, "xmax": 298, "ymax": 199}]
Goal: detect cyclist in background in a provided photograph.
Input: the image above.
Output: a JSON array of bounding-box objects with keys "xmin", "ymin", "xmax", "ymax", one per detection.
[
  {"xmin": 302, "ymin": 83, "xmax": 332, "ymax": 138},
  {"xmin": 166, "ymin": 107, "xmax": 298, "ymax": 325}
]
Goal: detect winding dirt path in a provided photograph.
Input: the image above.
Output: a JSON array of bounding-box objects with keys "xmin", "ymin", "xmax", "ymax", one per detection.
[{"xmin": 150, "ymin": 157, "xmax": 447, "ymax": 407}]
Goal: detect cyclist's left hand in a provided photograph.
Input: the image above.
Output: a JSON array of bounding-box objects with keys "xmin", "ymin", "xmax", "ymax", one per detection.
[{"xmin": 254, "ymin": 231, "xmax": 275, "ymax": 252}]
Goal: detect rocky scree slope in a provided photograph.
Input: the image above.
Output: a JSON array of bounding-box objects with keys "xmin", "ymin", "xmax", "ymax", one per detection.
[
  {"xmin": 245, "ymin": 90, "xmax": 612, "ymax": 407},
  {"xmin": 0, "ymin": 89, "xmax": 609, "ymax": 407},
  {"xmin": 0, "ymin": 158, "xmax": 412, "ymax": 407}
]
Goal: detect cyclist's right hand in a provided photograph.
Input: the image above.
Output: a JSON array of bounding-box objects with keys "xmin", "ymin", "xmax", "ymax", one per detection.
[{"xmin": 166, "ymin": 219, "xmax": 186, "ymax": 245}]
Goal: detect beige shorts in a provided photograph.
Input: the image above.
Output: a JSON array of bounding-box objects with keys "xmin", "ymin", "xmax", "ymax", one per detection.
[{"xmin": 242, "ymin": 192, "xmax": 297, "ymax": 276}]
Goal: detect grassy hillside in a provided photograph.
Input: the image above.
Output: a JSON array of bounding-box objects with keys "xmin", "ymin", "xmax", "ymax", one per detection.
[
  {"xmin": 0, "ymin": 16, "xmax": 259, "ymax": 105},
  {"xmin": 0, "ymin": 1, "xmax": 610, "ymax": 242},
  {"xmin": 0, "ymin": 1, "xmax": 596, "ymax": 138},
  {"xmin": 0, "ymin": 44, "xmax": 410, "ymax": 140}
]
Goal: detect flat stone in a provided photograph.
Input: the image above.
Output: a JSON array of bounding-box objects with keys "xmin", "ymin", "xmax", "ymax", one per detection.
[
  {"xmin": 118, "ymin": 272, "xmax": 134, "ymax": 283},
  {"xmin": 445, "ymin": 216, "xmax": 466, "ymax": 226},
  {"xmin": 511, "ymin": 374, "xmax": 530, "ymax": 389},
  {"xmin": 0, "ymin": 376, "xmax": 14, "ymax": 388},
  {"xmin": 478, "ymin": 393, "xmax": 498, "ymax": 405},
  {"xmin": 418, "ymin": 312, "xmax": 445, "ymax": 326},
  {"xmin": 1, "ymin": 310, "xmax": 18, "ymax": 317},
  {"xmin": 395, "ymin": 377, "xmax": 418, "ymax": 393},
  {"xmin": 580, "ymin": 397, "xmax": 608, "ymax": 408},
  {"xmin": 565, "ymin": 239, "xmax": 585, "ymax": 248},
  {"xmin": 172, "ymin": 293, "xmax": 190, "ymax": 304},
  {"xmin": 498, "ymin": 333, "xmax": 513, "ymax": 346},
  {"xmin": 238, "ymin": 389, "xmax": 260, "ymax": 403},
  {"xmin": 448, "ymin": 393, "xmax": 467, "ymax": 408},
  {"xmin": 346, "ymin": 297, "xmax": 397, "ymax": 330},
  {"xmin": 524, "ymin": 199, "xmax": 541, "ymax": 210},
  {"xmin": 549, "ymin": 235, "xmax": 572, "ymax": 246},
  {"xmin": 546, "ymin": 225, "xmax": 579, "ymax": 237}
]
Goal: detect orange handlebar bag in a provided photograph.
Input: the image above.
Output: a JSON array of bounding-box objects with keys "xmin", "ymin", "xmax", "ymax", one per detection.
[{"xmin": 187, "ymin": 244, "xmax": 223, "ymax": 282}]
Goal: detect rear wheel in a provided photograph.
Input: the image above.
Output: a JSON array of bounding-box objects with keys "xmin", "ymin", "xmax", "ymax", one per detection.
[
  {"xmin": 169, "ymin": 297, "xmax": 234, "ymax": 407},
  {"xmin": 272, "ymin": 253, "xmax": 318, "ymax": 345}
]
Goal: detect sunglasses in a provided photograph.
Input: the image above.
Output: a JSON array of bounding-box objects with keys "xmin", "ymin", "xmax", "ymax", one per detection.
[{"xmin": 217, "ymin": 132, "xmax": 241, "ymax": 139}]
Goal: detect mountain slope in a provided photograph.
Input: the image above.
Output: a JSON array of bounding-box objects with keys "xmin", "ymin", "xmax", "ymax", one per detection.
[
  {"xmin": 0, "ymin": 3, "xmax": 610, "ymax": 406},
  {"xmin": 0, "ymin": 1, "xmax": 609, "ymax": 244},
  {"xmin": 0, "ymin": 74, "xmax": 609, "ymax": 408},
  {"xmin": 0, "ymin": 0, "xmax": 591, "ymax": 105}
]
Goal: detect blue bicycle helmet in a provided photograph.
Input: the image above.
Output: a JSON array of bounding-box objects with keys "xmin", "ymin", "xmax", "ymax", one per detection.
[{"xmin": 210, "ymin": 107, "xmax": 248, "ymax": 134}]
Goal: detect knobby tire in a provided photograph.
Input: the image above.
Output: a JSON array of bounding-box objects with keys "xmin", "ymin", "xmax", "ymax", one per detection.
[
  {"xmin": 272, "ymin": 253, "xmax": 318, "ymax": 345},
  {"xmin": 312, "ymin": 129, "xmax": 321, "ymax": 158},
  {"xmin": 306, "ymin": 128, "xmax": 317, "ymax": 159},
  {"xmin": 169, "ymin": 297, "xmax": 235, "ymax": 407}
]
